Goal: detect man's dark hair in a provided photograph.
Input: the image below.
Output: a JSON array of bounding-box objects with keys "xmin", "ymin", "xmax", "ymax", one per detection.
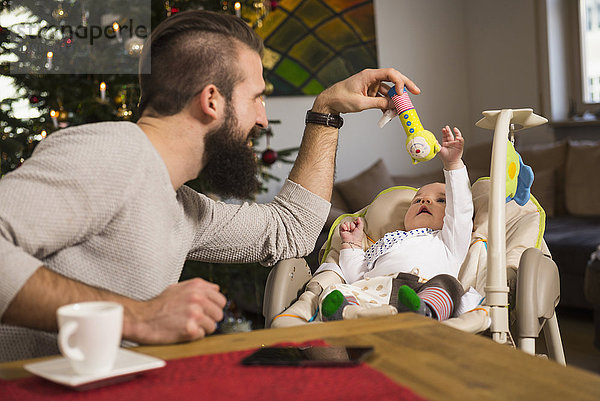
[{"xmin": 138, "ymin": 10, "xmax": 264, "ymax": 116}]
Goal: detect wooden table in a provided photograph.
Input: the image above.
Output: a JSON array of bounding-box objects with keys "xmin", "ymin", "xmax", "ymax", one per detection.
[{"xmin": 1, "ymin": 314, "xmax": 599, "ymax": 401}]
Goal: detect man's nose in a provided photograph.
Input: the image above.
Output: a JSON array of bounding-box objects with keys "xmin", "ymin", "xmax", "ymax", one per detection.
[
  {"xmin": 420, "ymin": 199, "xmax": 432, "ymax": 204},
  {"xmin": 256, "ymin": 97, "xmax": 268, "ymax": 128}
]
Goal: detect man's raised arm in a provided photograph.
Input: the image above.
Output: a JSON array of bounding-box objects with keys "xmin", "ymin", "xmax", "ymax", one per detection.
[{"xmin": 288, "ymin": 68, "xmax": 420, "ymax": 201}]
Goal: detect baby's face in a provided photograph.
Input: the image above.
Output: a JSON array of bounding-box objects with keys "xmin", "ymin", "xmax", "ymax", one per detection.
[{"xmin": 404, "ymin": 183, "xmax": 446, "ymax": 231}]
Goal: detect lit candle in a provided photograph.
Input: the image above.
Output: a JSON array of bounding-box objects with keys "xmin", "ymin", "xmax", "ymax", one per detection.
[
  {"xmin": 50, "ymin": 110, "xmax": 58, "ymax": 128},
  {"xmin": 234, "ymin": 2, "xmax": 241, "ymax": 18},
  {"xmin": 40, "ymin": 130, "xmax": 47, "ymax": 139},
  {"xmin": 112, "ymin": 22, "xmax": 122, "ymax": 42},
  {"xmin": 100, "ymin": 82, "xmax": 106, "ymax": 101},
  {"xmin": 46, "ymin": 51, "xmax": 53, "ymax": 69}
]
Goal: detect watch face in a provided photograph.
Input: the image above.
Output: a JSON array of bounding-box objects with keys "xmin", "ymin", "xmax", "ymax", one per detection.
[
  {"xmin": 328, "ymin": 115, "xmax": 341, "ymax": 126},
  {"xmin": 329, "ymin": 114, "xmax": 343, "ymax": 128}
]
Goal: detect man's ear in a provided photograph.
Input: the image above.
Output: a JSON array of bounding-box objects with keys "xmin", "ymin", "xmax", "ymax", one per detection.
[{"xmin": 194, "ymin": 84, "xmax": 223, "ymax": 122}]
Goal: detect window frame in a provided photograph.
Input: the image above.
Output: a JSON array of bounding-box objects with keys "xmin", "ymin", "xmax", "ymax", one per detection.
[{"xmin": 571, "ymin": 0, "xmax": 600, "ymax": 115}]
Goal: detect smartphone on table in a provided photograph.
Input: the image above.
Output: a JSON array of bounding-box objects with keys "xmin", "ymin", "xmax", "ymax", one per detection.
[{"xmin": 241, "ymin": 345, "xmax": 374, "ymax": 367}]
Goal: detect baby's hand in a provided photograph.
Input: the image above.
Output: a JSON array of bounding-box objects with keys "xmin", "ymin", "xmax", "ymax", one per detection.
[
  {"xmin": 438, "ymin": 125, "xmax": 464, "ymax": 170},
  {"xmin": 339, "ymin": 218, "xmax": 365, "ymax": 248}
]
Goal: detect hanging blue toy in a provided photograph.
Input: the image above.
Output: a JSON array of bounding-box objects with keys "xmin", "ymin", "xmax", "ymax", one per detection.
[{"xmin": 505, "ymin": 141, "xmax": 534, "ymax": 206}]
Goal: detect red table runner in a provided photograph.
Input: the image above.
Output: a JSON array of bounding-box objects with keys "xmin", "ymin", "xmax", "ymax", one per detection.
[{"xmin": 1, "ymin": 341, "xmax": 428, "ymax": 401}]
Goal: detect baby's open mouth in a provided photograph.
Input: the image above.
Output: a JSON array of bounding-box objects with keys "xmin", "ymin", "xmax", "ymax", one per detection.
[{"xmin": 417, "ymin": 206, "xmax": 432, "ymax": 215}]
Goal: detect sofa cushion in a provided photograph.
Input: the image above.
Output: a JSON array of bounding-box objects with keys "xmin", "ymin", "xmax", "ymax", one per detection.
[
  {"xmin": 545, "ymin": 216, "xmax": 600, "ymax": 308},
  {"xmin": 326, "ymin": 188, "xmax": 348, "ymax": 228},
  {"xmin": 530, "ymin": 168, "xmax": 556, "ymax": 217},
  {"xmin": 463, "ymin": 141, "xmax": 492, "ymax": 172},
  {"xmin": 518, "ymin": 140, "xmax": 568, "ymax": 216},
  {"xmin": 330, "ymin": 187, "xmax": 349, "ymax": 212},
  {"xmin": 335, "ymin": 159, "xmax": 395, "ymax": 211},
  {"xmin": 462, "ymin": 141, "xmax": 494, "ymax": 184},
  {"xmin": 565, "ymin": 140, "xmax": 600, "ymax": 216}
]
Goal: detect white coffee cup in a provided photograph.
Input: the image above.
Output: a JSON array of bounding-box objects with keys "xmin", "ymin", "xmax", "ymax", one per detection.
[{"xmin": 57, "ymin": 301, "xmax": 123, "ymax": 376}]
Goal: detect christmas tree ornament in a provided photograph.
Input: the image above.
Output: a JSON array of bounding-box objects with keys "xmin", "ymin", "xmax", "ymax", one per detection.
[
  {"xmin": 29, "ymin": 95, "xmax": 39, "ymax": 104},
  {"xmin": 116, "ymin": 104, "xmax": 133, "ymax": 119},
  {"xmin": 52, "ymin": 1, "xmax": 68, "ymax": 20},
  {"xmin": 60, "ymin": 37, "xmax": 72, "ymax": 48},
  {"xmin": 29, "ymin": 130, "xmax": 48, "ymax": 143},
  {"xmin": 165, "ymin": 0, "xmax": 173, "ymax": 17},
  {"xmin": 115, "ymin": 86, "xmax": 127, "ymax": 104},
  {"xmin": 115, "ymin": 85, "xmax": 134, "ymax": 119},
  {"xmin": 261, "ymin": 148, "xmax": 277, "ymax": 165},
  {"xmin": 58, "ymin": 109, "xmax": 68, "ymax": 122},
  {"xmin": 125, "ymin": 36, "xmax": 144, "ymax": 56},
  {"xmin": 242, "ymin": 1, "xmax": 272, "ymax": 29},
  {"xmin": 261, "ymin": 127, "xmax": 278, "ymax": 165},
  {"xmin": 220, "ymin": 0, "xmax": 229, "ymax": 13},
  {"xmin": 218, "ymin": 301, "xmax": 252, "ymax": 334}
]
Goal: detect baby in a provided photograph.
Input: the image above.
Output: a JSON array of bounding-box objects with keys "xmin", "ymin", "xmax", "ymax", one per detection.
[{"xmin": 318, "ymin": 125, "xmax": 474, "ymax": 321}]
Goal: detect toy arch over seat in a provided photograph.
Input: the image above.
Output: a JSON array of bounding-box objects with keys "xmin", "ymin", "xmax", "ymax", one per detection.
[{"xmin": 262, "ymin": 176, "xmax": 565, "ymax": 365}]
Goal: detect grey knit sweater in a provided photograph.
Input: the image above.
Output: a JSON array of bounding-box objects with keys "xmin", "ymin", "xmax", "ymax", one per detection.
[{"xmin": 0, "ymin": 121, "xmax": 330, "ymax": 361}]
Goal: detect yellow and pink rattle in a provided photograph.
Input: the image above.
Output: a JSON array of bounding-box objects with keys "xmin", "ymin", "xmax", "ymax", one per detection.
[{"xmin": 378, "ymin": 86, "xmax": 441, "ymax": 164}]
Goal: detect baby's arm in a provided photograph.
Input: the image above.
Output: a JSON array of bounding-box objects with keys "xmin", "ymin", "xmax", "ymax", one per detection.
[
  {"xmin": 340, "ymin": 218, "xmax": 365, "ymax": 249},
  {"xmin": 438, "ymin": 125, "xmax": 464, "ymax": 171},
  {"xmin": 439, "ymin": 127, "xmax": 473, "ymax": 275},
  {"xmin": 338, "ymin": 218, "xmax": 368, "ymax": 283}
]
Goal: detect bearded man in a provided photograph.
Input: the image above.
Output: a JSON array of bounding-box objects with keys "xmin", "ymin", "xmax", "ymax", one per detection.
[{"xmin": 0, "ymin": 10, "xmax": 419, "ymax": 361}]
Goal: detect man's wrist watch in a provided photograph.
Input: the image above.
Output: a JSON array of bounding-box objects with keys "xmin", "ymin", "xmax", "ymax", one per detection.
[{"xmin": 305, "ymin": 110, "xmax": 344, "ymax": 129}]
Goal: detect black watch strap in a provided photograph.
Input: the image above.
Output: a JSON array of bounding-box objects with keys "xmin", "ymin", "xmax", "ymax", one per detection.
[{"xmin": 305, "ymin": 110, "xmax": 344, "ymax": 129}]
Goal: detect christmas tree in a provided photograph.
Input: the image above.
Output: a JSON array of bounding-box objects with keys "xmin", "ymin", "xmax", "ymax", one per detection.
[
  {"xmin": 0, "ymin": 0, "xmax": 296, "ymax": 196},
  {"xmin": 1, "ymin": 0, "xmax": 298, "ymax": 330}
]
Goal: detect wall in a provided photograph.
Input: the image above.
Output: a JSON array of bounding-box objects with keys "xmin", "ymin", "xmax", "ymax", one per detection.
[
  {"xmin": 372, "ymin": 0, "xmax": 470, "ymax": 173},
  {"xmin": 544, "ymin": 0, "xmax": 571, "ymax": 121},
  {"xmin": 258, "ymin": 0, "xmax": 553, "ymax": 202},
  {"xmin": 463, "ymin": 0, "xmax": 554, "ymax": 147}
]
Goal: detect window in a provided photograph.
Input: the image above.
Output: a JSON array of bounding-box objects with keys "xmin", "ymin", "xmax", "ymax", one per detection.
[{"xmin": 577, "ymin": 0, "xmax": 600, "ymax": 107}]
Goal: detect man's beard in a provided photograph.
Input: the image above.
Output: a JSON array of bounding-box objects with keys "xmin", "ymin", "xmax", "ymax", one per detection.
[{"xmin": 199, "ymin": 114, "xmax": 261, "ymax": 199}]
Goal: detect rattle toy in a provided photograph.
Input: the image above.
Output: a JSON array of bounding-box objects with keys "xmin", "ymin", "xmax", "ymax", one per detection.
[{"xmin": 378, "ymin": 85, "xmax": 440, "ymax": 164}]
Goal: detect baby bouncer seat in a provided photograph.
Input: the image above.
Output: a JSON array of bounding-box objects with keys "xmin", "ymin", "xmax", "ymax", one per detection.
[{"xmin": 262, "ymin": 109, "xmax": 566, "ymax": 365}]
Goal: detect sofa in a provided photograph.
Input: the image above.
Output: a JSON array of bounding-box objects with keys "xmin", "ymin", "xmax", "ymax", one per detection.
[{"xmin": 316, "ymin": 139, "xmax": 600, "ymax": 313}]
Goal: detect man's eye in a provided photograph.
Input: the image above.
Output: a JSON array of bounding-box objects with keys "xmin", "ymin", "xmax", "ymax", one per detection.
[
  {"xmin": 412, "ymin": 199, "xmax": 421, "ymax": 204},
  {"xmin": 437, "ymin": 198, "xmax": 446, "ymax": 203}
]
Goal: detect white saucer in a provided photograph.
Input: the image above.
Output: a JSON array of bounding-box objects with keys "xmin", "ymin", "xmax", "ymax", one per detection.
[{"xmin": 24, "ymin": 348, "xmax": 166, "ymax": 390}]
